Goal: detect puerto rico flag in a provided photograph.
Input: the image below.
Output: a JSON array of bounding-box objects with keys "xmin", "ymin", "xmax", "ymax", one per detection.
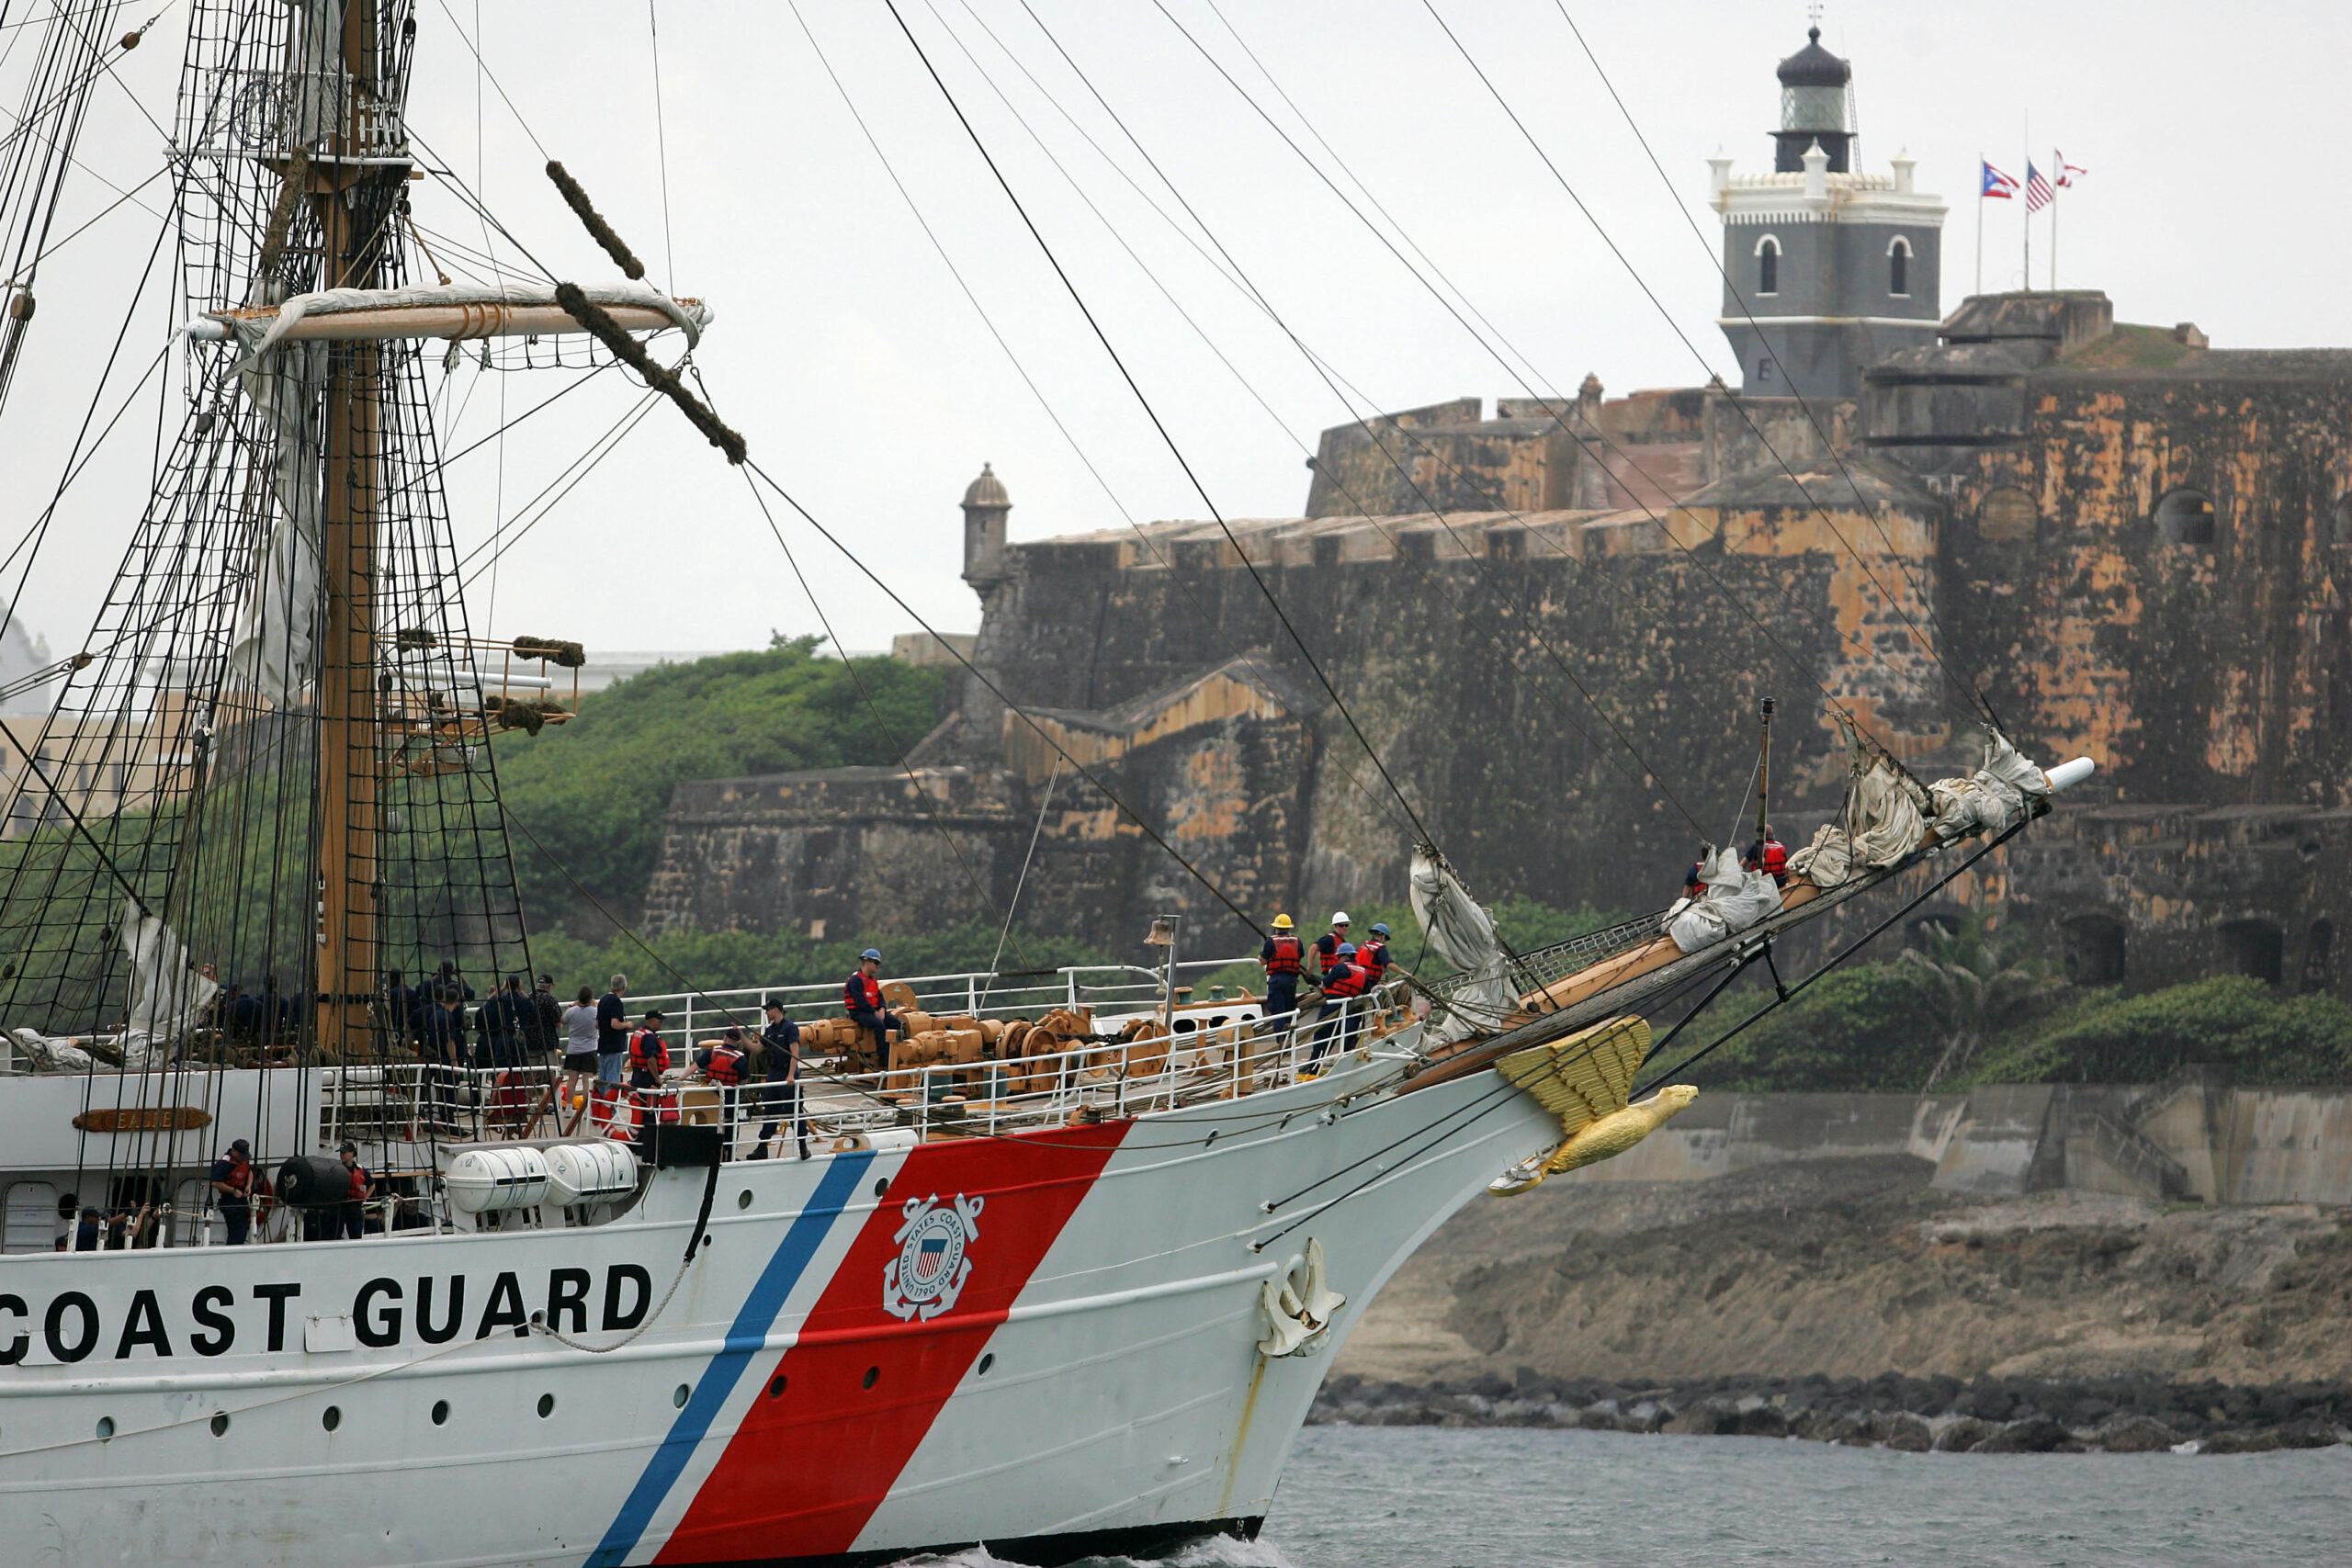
[
  {"xmin": 2025, "ymin": 162, "xmax": 2054, "ymax": 213},
  {"xmin": 2056, "ymin": 152, "xmax": 2088, "ymax": 186},
  {"xmin": 1982, "ymin": 160, "xmax": 2019, "ymax": 199}
]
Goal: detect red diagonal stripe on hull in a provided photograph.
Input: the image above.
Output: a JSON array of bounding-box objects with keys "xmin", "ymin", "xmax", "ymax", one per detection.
[{"xmin": 656, "ymin": 1121, "xmax": 1129, "ymax": 1563}]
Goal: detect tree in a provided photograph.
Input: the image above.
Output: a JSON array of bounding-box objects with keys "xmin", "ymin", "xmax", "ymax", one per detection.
[
  {"xmin": 1896, "ymin": 912, "xmax": 2065, "ymax": 1089},
  {"xmin": 493, "ymin": 637, "xmax": 942, "ymax": 936}
]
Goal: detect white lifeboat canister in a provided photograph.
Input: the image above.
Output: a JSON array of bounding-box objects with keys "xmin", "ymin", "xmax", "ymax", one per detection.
[
  {"xmin": 544, "ymin": 1139, "xmax": 639, "ymax": 1207},
  {"xmin": 447, "ymin": 1145, "xmax": 553, "ymax": 1213}
]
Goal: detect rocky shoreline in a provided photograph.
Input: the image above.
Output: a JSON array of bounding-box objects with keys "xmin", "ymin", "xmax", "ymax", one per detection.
[{"xmin": 1310, "ymin": 1371, "xmax": 2352, "ymax": 1455}]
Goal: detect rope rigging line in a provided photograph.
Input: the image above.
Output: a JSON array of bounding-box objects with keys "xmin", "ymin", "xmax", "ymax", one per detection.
[
  {"xmin": 1550, "ymin": 1, "xmax": 2001, "ymax": 732},
  {"xmin": 968, "ymin": 0, "xmax": 1908, "ymax": 844},
  {"xmin": 919, "ymin": 0, "xmax": 1708, "ymax": 841},
  {"xmin": 786, "ymin": 0, "xmax": 1438, "ymax": 850},
  {"xmin": 1633, "ymin": 819, "xmax": 2031, "ymax": 1097},
  {"xmin": 1419, "ymin": 0, "xmax": 1998, "ymax": 731},
  {"xmin": 880, "ymin": 0, "xmax": 1441, "ymax": 855},
  {"xmin": 733, "ymin": 461, "xmax": 1036, "ymax": 975},
  {"xmin": 1121, "ymin": 0, "xmax": 1885, "ymax": 738},
  {"xmin": 741, "ymin": 455, "xmax": 1268, "ymax": 940}
]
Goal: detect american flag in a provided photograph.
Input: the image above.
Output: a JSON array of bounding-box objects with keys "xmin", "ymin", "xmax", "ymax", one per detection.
[
  {"xmin": 2025, "ymin": 162, "xmax": 2054, "ymax": 213},
  {"xmin": 1982, "ymin": 160, "xmax": 2019, "ymax": 199},
  {"xmin": 2056, "ymin": 152, "xmax": 2088, "ymax": 187}
]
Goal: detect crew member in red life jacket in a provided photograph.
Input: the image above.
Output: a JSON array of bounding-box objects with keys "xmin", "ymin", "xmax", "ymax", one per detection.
[
  {"xmin": 1358, "ymin": 923, "xmax": 1393, "ymax": 987},
  {"xmin": 627, "ymin": 1007, "xmax": 670, "ymax": 1086},
  {"xmin": 1312, "ymin": 911, "xmax": 1352, "ymax": 982},
  {"xmin": 1746, "ymin": 827, "xmax": 1791, "ymax": 886},
  {"xmin": 695, "ymin": 1026, "xmax": 749, "ymax": 1151},
  {"xmin": 209, "ymin": 1137, "xmax": 254, "ymax": 1246},
  {"xmin": 1309, "ymin": 942, "xmax": 1371, "ymax": 1072},
  {"xmin": 1260, "ymin": 913, "xmax": 1305, "ymax": 1031},
  {"xmin": 336, "ymin": 1139, "xmax": 370, "ymax": 1239},
  {"xmin": 842, "ymin": 948, "xmax": 901, "ymax": 1071}
]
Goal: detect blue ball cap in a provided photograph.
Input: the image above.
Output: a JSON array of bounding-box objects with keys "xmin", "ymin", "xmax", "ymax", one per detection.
[
  {"xmin": 1336, "ymin": 942, "xmax": 1358, "ymax": 958},
  {"xmin": 861, "ymin": 948, "xmax": 882, "ymax": 962},
  {"xmin": 1370, "ymin": 922, "xmax": 1390, "ymax": 936}
]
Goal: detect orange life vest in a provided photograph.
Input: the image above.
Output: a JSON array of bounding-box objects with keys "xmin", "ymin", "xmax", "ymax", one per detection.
[
  {"xmin": 1358, "ymin": 939, "xmax": 1390, "ymax": 983},
  {"xmin": 627, "ymin": 1027, "xmax": 669, "ymax": 1076},
  {"xmin": 1264, "ymin": 934, "xmax": 1303, "ymax": 976},
  {"xmin": 844, "ymin": 973, "xmax": 883, "ymax": 1012},
  {"xmin": 703, "ymin": 1043, "xmax": 745, "ymax": 1086},
  {"xmin": 1322, "ymin": 961, "xmax": 1369, "ymax": 998}
]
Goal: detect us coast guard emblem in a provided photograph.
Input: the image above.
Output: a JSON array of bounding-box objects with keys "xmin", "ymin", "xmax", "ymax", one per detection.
[{"xmin": 883, "ymin": 1192, "xmax": 984, "ymax": 1321}]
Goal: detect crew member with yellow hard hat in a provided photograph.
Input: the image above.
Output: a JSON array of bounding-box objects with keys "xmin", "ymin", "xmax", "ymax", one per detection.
[{"xmin": 1260, "ymin": 913, "xmax": 1304, "ymax": 1031}]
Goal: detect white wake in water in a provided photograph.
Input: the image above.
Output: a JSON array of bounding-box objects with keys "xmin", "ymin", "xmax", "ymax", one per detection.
[{"xmin": 888, "ymin": 1536, "xmax": 1296, "ymax": 1568}]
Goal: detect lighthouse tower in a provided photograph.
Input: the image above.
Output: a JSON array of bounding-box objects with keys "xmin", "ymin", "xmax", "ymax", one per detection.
[{"xmin": 1711, "ymin": 27, "xmax": 1946, "ymax": 400}]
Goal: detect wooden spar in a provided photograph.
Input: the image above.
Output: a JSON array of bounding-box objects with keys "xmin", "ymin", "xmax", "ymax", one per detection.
[{"xmin": 185, "ymin": 299, "xmax": 700, "ymax": 344}]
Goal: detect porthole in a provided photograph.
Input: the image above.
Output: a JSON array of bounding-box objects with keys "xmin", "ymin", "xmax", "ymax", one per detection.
[
  {"xmin": 863, "ymin": 1366, "xmax": 880, "ymax": 1390},
  {"xmin": 767, "ymin": 1375, "xmax": 787, "ymax": 1400},
  {"xmin": 536, "ymin": 1393, "xmax": 555, "ymax": 1419},
  {"xmin": 977, "ymin": 1353, "xmax": 995, "ymax": 1377},
  {"xmin": 431, "ymin": 1399, "xmax": 450, "ymax": 1427},
  {"xmin": 736, "ymin": 1189, "xmax": 752, "ymax": 1210},
  {"xmin": 673, "ymin": 1383, "xmax": 691, "ymax": 1408},
  {"xmin": 873, "ymin": 1178, "xmax": 889, "ymax": 1199},
  {"xmin": 209, "ymin": 1413, "xmax": 230, "ymax": 1438},
  {"xmin": 322, "ymin": 1404, "xmax": 342, "ymax": 1432},
  {"xmin": 95, "ymin": 1416, "xmax": 114, "ymax": 1441}
]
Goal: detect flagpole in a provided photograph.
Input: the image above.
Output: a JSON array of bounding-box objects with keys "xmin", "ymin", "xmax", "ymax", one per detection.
[
  {"xmin": 2021, "ymin": 113, "xmax": 2030, "ymax": 291},
  {"xmin": 2052, "ymin": 176, "xmax": 2059, "ymax": 291},
  {"xmin": 1976, "ymin": 170, "xmax": 1984, "ymax": 296}
]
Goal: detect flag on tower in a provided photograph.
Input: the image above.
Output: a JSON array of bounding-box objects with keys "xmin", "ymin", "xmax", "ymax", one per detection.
[
  {"xmin": 2025, "ymin": 163, "xmax": 2054, "ymax": 212},
  {"xmin": 1982, "ymin": 160, "xmax": 2019, "ymax": 198},
  {"xmin": 2056, "ymin": 152, "xmax": 2088, "ymax": 186}
]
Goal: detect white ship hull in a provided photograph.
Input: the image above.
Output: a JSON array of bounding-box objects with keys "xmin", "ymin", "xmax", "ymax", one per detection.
[{"xmin": 0, "ymin": 1043, "xmax": 1554, "ymax": 1566}]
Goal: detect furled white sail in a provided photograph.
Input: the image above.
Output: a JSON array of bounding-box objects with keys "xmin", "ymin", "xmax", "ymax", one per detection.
[
  {"xmin": 1667, "ymin": 844, "xmax": 1784, "ymax": 953},
  {"xmin": 199, "ymin": 281, "xmax": 710, "ymax": 360},
  {"xmin": 119, "ymin": 901, "xmax": 219, "ymax": 1055},
  {"xmin": 1409, "ymin": 843, "xmax": 1514, "ymax": 1042},
  {"xmin": 223, "ymin": 339, "xmax": 327, "ymax": 705}
]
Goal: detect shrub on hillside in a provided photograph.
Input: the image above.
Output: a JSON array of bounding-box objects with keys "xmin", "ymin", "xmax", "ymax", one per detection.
[
  {"xmin": 496, "ymin": 636, "xmax": 940, "ymax": 933},
  {"xmin": 1684, "ymin": 964, "xmax": 1942, "ymax": 1093},
  {"xmin": 1964, "ymin": 976, "xmax": 2352, "ymax": 1087}
]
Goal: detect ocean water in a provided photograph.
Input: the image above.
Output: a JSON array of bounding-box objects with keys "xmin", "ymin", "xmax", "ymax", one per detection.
[{"xmin": 893, "ymin": 1425, "xmax": 2352, "ymax": 1568}]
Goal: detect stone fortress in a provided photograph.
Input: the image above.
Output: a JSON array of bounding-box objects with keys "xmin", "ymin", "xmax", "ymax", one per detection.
[{"xmin": 643, "ymin": 28, "xmax": 2350, "ymax": 997}]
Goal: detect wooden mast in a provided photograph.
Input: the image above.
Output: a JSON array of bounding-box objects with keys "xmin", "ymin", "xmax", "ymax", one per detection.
[{"xmin": 313, "ymin": 0, "xmax": 387, "ymax": 1057}]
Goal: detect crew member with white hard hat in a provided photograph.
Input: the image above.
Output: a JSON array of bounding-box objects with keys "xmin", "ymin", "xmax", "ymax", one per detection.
[{"xmin": 1312, "ymin": 911, "xmax": 1351, "ymax": 982}]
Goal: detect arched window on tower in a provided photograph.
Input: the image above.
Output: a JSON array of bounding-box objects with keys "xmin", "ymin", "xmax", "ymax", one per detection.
[
  {"xmin": 1755, "ymin": 235, "xmax": 1781, "ymax": 296},
  {"xmin": 1887, "ymin": 235, "xmax": 1912, "ymax": 298}
]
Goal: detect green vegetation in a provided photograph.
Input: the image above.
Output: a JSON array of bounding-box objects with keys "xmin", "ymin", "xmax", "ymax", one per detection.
[
  {"xmin": 1694, "ymin": 964, "xmax": 2352, "ymax": 1095},
  {"xmin": 526, "ymin": 919, "xmax": 1120, "ymax": 1010},
  {"xmin": 1968, "ymin": 977, "xmax": 2352, "ymax": 1087},
  {"xmin": 495, "ymin": 636, "xmax": 941, "ymax": 936}
]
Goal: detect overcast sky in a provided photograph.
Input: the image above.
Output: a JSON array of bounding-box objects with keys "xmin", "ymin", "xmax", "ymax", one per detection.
[{"xmin": 2, "ymin": 0, "xmax": 2345, "ymax": 661}]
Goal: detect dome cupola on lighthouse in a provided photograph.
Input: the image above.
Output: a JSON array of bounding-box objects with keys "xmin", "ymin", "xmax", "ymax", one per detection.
[{"xmin": 1774, "ymin": 27, "xmax": 1852, "ymax": 173}]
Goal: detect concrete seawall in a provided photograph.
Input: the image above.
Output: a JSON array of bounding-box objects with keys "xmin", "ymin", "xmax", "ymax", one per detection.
[{"xmin": 1571, "ymin": 1075, "xmax": 2352, "ymax": 1204}]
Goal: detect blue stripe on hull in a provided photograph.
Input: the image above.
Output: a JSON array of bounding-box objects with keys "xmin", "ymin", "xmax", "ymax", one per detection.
[{"xmin": 589, "ymin": 1150, "xmax": 876, "ymax": 1567}]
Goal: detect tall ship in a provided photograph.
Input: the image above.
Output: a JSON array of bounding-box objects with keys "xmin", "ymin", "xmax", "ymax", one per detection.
[{"xmin": 0, "ymin": 5, "xmax": 2093, "ymax": 1564}]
